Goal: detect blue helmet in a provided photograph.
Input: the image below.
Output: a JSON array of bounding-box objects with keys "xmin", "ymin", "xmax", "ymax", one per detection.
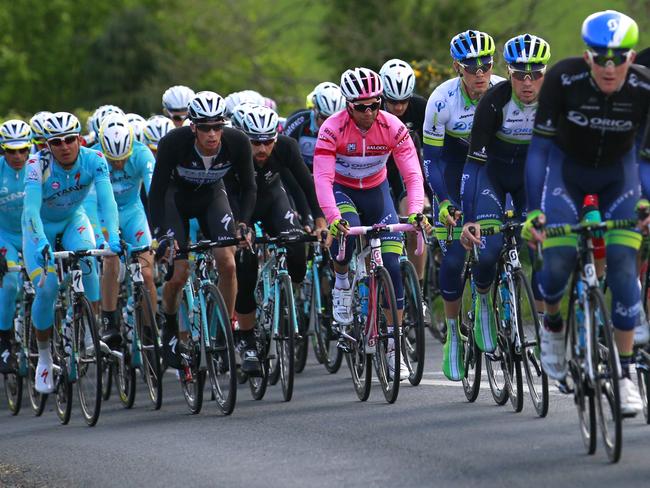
[
  {"xmin": 503, "ymin": 34, "xmax": 551, "ymax": 67},
  {"xmin": 581, "ymin": 10, "xmax": 638, "ymax": 50},
  {"xmin": 450, "ymin": 30, "xmax": 495, "ymax": 61}
]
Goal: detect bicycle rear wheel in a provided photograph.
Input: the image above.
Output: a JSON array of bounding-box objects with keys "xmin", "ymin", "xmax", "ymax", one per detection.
[
  {"xmin": 4, "ymin": 335, "xmax": 23, "ymax": 415},
  {"xmin": 515, "ymin": 270, "xmax": 548, "ymax": 417},
  {"xmin": 101, "ymin": 362, "xmax": 113, "ymax": 401},
  {"xmin": 400, "ymin": 260, "xmax": 425, "ymax": 386},
  {"xmin": 277, "ymin": 274, "xmax": 296, "ymax": 402},
  {"xmin": 636, "ymin": 354, "xmax": 650, "ymax": 423},
  {"xmin": 460, "ymin": 274, "xmax": 481, "ymax": 402},
  {"xmin": 373, "ymin": 266, "xmax": 401, "ymax": 403},
  {"xmin": 315, "ymin": 266, "xmax": 343, "ymax": 374},
  {"xmin": 424, "ymin": 243, "xmax": 446, "ymax": 343},
  {"xmin": 53, "ymin": 314, "xmax": 72, "ymax": 425},
  {"xmin": 294, "ymin": 302, "xmax": 309, "ymax": 374},
  {"xmin": 24, "ymin": 306, "xmax": 47, "ymax": 416},
  {"xmin": 249, "ymin": 317, "xmax": 270, "ymax": 401},
  {"xmin": 486, "ymin": 283, "xmax": 509, "ymax": 406},
  {"xmin": 590, "ymin": 288, "xmax": 622, "ymax": 463},
  {"xmin": 136, "ymin": 289, "xmax": 163, "ymax": 410},
  {"xmin": 346, "ymin": 320, "xmax": 372, "ymax": 402},
  {"xmin": 75, "ymin": 296, "xmax": 102, "ymax": 426},
  {"xmin": 204, "ymin": 283, "xmax": 237, "ymax": 415}
]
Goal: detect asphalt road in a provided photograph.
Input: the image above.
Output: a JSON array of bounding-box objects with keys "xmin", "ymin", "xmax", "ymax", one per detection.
[{"xmin": 1, "ymin": 332, "xmax": 649, "ymax": 488}]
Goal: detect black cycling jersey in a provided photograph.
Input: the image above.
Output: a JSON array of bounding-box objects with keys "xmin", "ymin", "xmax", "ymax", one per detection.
[
  {"xmin": 382, "ymin": 93, "xmax": 427, "ymax": 143},
  {"xmin": 637, "ymin": 48, "xmax": 650, "ymax": 68},
  {"xmin": 283, "ymin": 110, "xmax": 318, "ymax": 167},
  {"xmin": 149, "ymin": 126, "xmax": 256, "ymax": 231},
  {"xmin": 533, "ymin": 57, "xmax": 650, "ymax": 167}
]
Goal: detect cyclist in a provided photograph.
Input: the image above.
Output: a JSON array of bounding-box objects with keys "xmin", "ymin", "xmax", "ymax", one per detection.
[
  {"xmin": 523, "ymin": 10, "xmax": 650, "ymax": 415},
  {"xmin": 636, "ymin": 47, "xmax": 650, "ymax": 67},
  {"xmin": 143, "ymin": 115, "xmax": 175, "ymax": 156},
  {"xmin": 126, "ymin": 113, "xmax": 147, "ymax": 143},
  {"xmin": 458, "ymin": 34, "xmax": 550, "ymax": 380},
  {"xmin": 22, "ymin": 112, "xmax": 121, "ymax": 393},
  {"xmin": 224, "ymin": 90, "xmax": 266, "ymax": 116},
  {"xmin": 314, "ymin": 67, "xmax": 427, "ymax": 378},
  {"xmin": 148, "ymin": 91, "xmax": 260, "ymax": 373},
  {"xmin": 0, "ymin": 120, "xmax": 32, "ymax": 372},
  {"xmin": 162, "ymin": 85, "xmax": 195, "ymax": 127},
  {"xmin": 283, "ymin": 82, "xmax": 346, "ymax": 168},
  {"xmin": 29, "ymin": 111, "xmax": 52, "ymax": 153},
  {"xmin": 96, "ymin": 113, "xmax": 156, "ymax": 347},
  {"xmin": 423, "ymin": 30, "xmax": 505, "ymax": 380}
]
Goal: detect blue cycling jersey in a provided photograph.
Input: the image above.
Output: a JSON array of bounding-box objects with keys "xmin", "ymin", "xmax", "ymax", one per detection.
[
  {"xmin": 22, "ymin": 146, "xmax": 120, "ymax": 245},
  {"xmin": 106, "ymin": 141, "xmax": 154, "ymax": 209},
  {"xmin": 0, "ymin": 157, "xmax": 26, "ymax": 235}
]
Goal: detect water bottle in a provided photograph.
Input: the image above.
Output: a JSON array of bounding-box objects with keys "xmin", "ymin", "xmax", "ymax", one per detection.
[
  {"xmin": 63, "ymin": 308, "xmax": 74, "ymax": 355},
  {"xmin": 582, "ymin": 194, "xmax": 605, "ymax": 258},
  {"xmin": 500, "ymin": 277, "xmax": 510, "ymax": 323},
  {"xmin": 14, "ymin": 314, "xmax": 23, "ymax": 345},
  {"xmin": 122, "ymin": 296, "xmax": 135, "ymax": 343},
  {"xmin": 359, "ymin": 280, "xmax": 369, "ymax": 317}
]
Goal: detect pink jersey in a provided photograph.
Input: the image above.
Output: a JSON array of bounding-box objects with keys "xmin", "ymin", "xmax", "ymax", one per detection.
[{"xmin": 313, "ymin": 109, "xmax": 424, "ymax": 223}]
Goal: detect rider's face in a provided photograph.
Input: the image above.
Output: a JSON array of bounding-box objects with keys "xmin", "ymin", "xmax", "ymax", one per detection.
[
  {"xmin": 251, "ymin": 138, "xmax": 276, "ymax": 163},
  {"xmin": 510, "ymin": 70, "xmax": 544, "ymax": 104},
  {"xmin": 48, "ymin": 135, "xmax": 81, "ymax": 166},
  {"xmin": 3, "ymin": 146, "xmax": 31, "ymax": 169},
  {"xmin": 192, "ymin": 123, "xmax": 223, "ymax": 155},
  {"xmin": 348, "ymin": 97, "xmax": 380, "ymax": 131},
  {"xmin": 585, "ymin": 49, "xmax": 636, "ymax": 96}
]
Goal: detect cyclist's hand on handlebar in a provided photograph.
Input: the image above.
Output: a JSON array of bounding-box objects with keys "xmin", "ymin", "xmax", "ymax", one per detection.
[
  {"xmin": 460, "ymin": 223, "xmax": 481, "ymax": 250},
  {"xmin": 636, "ymin": 199, "xmax": 650, "ymax": 235},
  {"xmin": 407, "ymin": 213, "xmax": 432, "ymax": 235},
  {"xmin": 522, "ymin": 209, "xmax": 546, "ymax": 249},
  {"xmin": 154, "ymin": 238, "xmax": 177, "ymax": 264},
  {"xmin": 438, "ymin": 200, "xmax": 460, "ymax": 227},
  {"xmin": 313, "ymin": 217, "xmax": 328, "ymax": 237},
  {"xmin": 325, "ymin": 218, "xmax": 348, "ymax": 248},
  {"xmin": 237, "ymin": 223, "xmax": 253, "ymax": 249},
  {"xmin": 35, "ymin": 240, "xmax": 52, "ymax": 269}
]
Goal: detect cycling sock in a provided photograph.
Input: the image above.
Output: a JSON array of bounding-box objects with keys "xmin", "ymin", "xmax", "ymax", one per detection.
[
  {"xmin": 101, "ymin": 310, "xmax": 118, "ymax": 329},
  {"xmin": 544, "ymin": 312, "xmax": 563, "ymax": 333},
  {"xmin": 37, "ymin": 340, "xmax": 52, "ymax": 363},
  {"xmin": 619, "ymin": 352, "xmax": 633, "ymax": 379},
  {"xmin": 335, "ymin": 272, "xmax": 350, "ymax": 290}
]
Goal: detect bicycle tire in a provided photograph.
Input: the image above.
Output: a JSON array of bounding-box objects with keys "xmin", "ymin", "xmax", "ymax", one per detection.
[
  {"xmin": 75, "ymin": 296, "xmax": 102, "ymax": 426},
  {"xmin": 590, "ymin": 288, "xmax": 622, "ymax": 463},
  {"xmin": 101, "ymin": 361, "xmax": 113, "ymax": 402},
  {"xmin": 400, "ymin": 260, "xmax": 425, "ymax": 386},
  {"xmin": 424, "ymin": 243, "xmax": 446, "ymax": 343},
  {"xmin": 294, "ymin": 303, "xmax": 309, "ymax": 374},
  {"xmin": 486, "ymin": 283, "xmax": 509, "ymax": 406},
  {"xmin": 636, "ymin": 361, "xmax": 650, "ymax": 424},
  {"xmin": 4, "ymin": 332, "xmax": 23, "ymax": 415},
  {"xmin": 373, "ymin": 266, "xmax": 401, "ymax": 403},
  {"xmin": 248, "ymin": 320, "xmax": 269, "ymax": 401},
  {"xmin": 135, "ymin": 289, "xmax": 163, "ymax": 410},
  {"xmin": 53, "ymin": 312, "xmax": 72, "ymax": 425},
  {"xmin": 345, "ymin": 320, "xmax": 372, "ymax": 402},
  {"xmin": 309, "ymin": 264, "xmax": 326, "ymax": 364},
  {"xmin": 316, "ymin": 266, "xmax": 344, "ymax": 374},
  {"xmin": 568, "ymin": 289, "xmax": 597, "ymax": 455},
  {"xmin": 277, "ymin": 274, "xmax": 295, "ymax": 402},
  {"xmin": 203, "ymin": 283, "xmax": 237, "ymax": 415},
  {"xmin": 461, "ymin": 274, "xmax": 481, "ymax": 402},
  {"xmin": 24, "ymin": 305, "xmax": 47, "ymax": 416},
  {"xmin": 514, "ymin": 270, "xmax": 548, "ymax": 417},
  {"xmin": 178, "ymin": 293, "xmax": 204, "ymax": 414}
]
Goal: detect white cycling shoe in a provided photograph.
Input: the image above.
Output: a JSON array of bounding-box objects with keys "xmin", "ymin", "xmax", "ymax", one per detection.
[
  {"xmin": 619, "ymin": 377, "xmax": 643, "ymax": 417},
  {"xmin": 540, "ymin": 326, "xmax": 567, "ymax": 381},
  {"xmin": 35, "ymin": 359, "xmax": 55, "ymax": 394},
  {"xmin": 332, "ymin": 286, "xmax": 353, "ymax": 325},
  {"xmin": 387, "ymin": 347, "xmax": 410, "ymax": 382}
]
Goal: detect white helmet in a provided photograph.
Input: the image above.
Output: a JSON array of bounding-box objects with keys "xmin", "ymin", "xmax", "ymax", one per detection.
[
  {"xmin": 90, "ymin": 104, "xmax": 125, "ymax": 139},
  {"xmin": 100, "ymin": 113, "xmax": 134, "ymax": 160},
  {"xmin": 188, "ymin": 91, "xmax": 227, "ymax": 123},
  {"xmin": 125, "ymin": 113, "xmax": 146, "ymax": 142},
  {"xmin": 162, "ymin": 85, "xmax": 195, "ymax": 112},
  {"xmin": 29, "ymin": 111, "xmax": 53, "ymax": 141},
  {"xmin": 379, "ymin": 59, "xmax": 416, "ymax": 101},
  {"xmin": 230, "ymin": 102, "xmax": 258, "ymax": 130},
  {"xmin": 312, "ymin": 82, "xmax": 346, "ymax": 117},
  {"xmin": 224, "ymin": 90, "xmax": 266, "ymax": 115},
  {"xmin": 143, "ymin": 115, "xmax": 174, "ymax": 150},
  {"xmin": 44, "ymin": 112, "xmax": 82, "ymax": 139},
  {"xmin": 241, "ymin": 105, "xmax": 278, "ymax": 141},
  {"xmin": 340, "ymin": 67, "xmax": 383, "ymax": 101},
  {"xmin": 0, "ymin": 120, "xmax": 32, "ymax": 149}
]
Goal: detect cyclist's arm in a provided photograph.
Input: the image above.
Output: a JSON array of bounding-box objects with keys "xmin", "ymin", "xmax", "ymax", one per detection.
[
  {"xmin": 283, "ymin": 136, "xmax": 324, "ymax": 220},
  {"xmin": 231, "ymin": 131, "xmax": 257, "ymax": 226},
  {"xmin": 94, "ymin": 154, "xmax": 120, "ymax": 241},
  {"xmin": 279, "ymin": 166, "xmax": 312, "ymax": 225},
  {"xmin": 148, "ymin": 134, "xmax": 175, "ymax": 233},
  {"xmin": 525, "ymin": 64, "xmax": 563, "ymax": 212},
  {"xmin": 22, "ymin": 157, "xmax": 47, "ymax": 244},
  {"xmin": 462, "ymin": 89, "xmax": 502, "ymax": 221},
  {"xmin": 313, "ymin": 123, "xmax": 339, "ymax": 224},
  {"xmin": 639, "ymin": 111, "xmax": 650, "ymax": 198},
  {"xmin": 140, "ymin": 144, "xmax": 155, "ymax": 196},
  {"xmin": 391, "ymin": 120, "xmax": 424, "ymax": 215},
  {"xmin": 422, "ymin": 88, "xmax": 450, "ymax": 203}
]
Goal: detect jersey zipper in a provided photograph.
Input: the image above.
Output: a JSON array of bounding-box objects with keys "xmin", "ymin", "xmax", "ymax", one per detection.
[
  {"xmin": 595, "ymin": 96, "xmax": 609, "ymax": 167},
  {"xmin": 360, "ymin": 134, "xmax": 366, "ymax": 189}
]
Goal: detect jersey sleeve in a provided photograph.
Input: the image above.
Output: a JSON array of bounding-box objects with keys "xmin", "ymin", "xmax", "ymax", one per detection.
[
  {"xmin": 283, "ymin": 137, "xmax": 324, "ymax": 220},
  {"xmin": 638, "ymin": 111, "xmax": 650, "ymax": 198},
  {"xmin": 231, "ymin": 135, "xmax": 257, "ymax": 226},
  {"xmin": 389, "ymin": 119, "xmax": 424, "ymax": 215},
  {"xmin": 138, "ymin": 145, "xmax": 155, "ymax": 195},
  {"xmin": 22, "ymin": 156, "xmax": 47, "ymax": 245},
  {"xmin": 93, "ymin": 153, "xmax": 120, "ymax": 241},
  {"xmin": 313, "ymin": 120, "xmax": 340, "ymax": 224},
  {"xmin": 148, "ymin": 134, "xmax": 176, "ymax": 235},
  {"xmin": 532, "ymin": 63, "xmax": 563, "ymax": 139},
  {"xmin": 422, "ymin": 87, "xmax": 451, "ymax": 203}
]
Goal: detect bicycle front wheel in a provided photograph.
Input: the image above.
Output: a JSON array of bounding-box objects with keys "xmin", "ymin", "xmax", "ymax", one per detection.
[
  {"xmin": 373, "ymin": 266, "xmax": 401, "ymax": 404},
  {"xmin": 203, "ymin": 283, "xmax": 237, "ymax": 415},
  {"xmin": 24, "ymin": 302, "xmax": 47, "ymax": 416},
  {"xmin": 75, "ymin": 296, "xmax": 102, "ymax": 426},
  {"xmin": 514, "ymin": 270, "xmax": 548, "ymax": 417},
  {"xmin": 135, "ymin": 289, "xmax": 163, "ymax": 410},
  {"xmin": 4, "ymin": 335, "xmax": 23, "ymax": 415},
  {"xmin": 401, "ymin": 260, "xmax": 425, "ymax": 386},
  {"xmin": 460, "ymin": 273, "xmax": 481, "ymax": 402},
  {"xmin": 590, "ymin": 288, "xmax": 622, "ymax": 463},
  {"xmin": 277, "ymin": 274, "xmax": 295, "ymax": 402},
  {"xmin": 53, "ymin": 312, "xmax": 72, "ymax": 425}
]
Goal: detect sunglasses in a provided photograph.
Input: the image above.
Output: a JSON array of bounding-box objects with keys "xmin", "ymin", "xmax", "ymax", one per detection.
[
  {"xmin": 195, "ymin": 123, "xmax": 225, "ymax": 133},
  {"xmin": 459, "ymin": 62, "xmax": 493, "ymax": 75},
  {"xmin": 316, "ymin": 112, "xmax": 329, "ymax": 121},
  {"xmin": 509, "ymin": 69, "xmax": 545, "ymax": 81},
  {"xmin": 384, "ymin": 97, "xmax": 411, "ymax": 105},
  {"xmin": 48, "ymin": 135, "xmax": 78, "ymax": 147},
  {"xmin": 251, "ymin": 139, "xmax": 275, "ymax": 146},
  {"xmin": 3, "ymin": 147, "xmax": 30, "ymax": 155},
  {"xmin": 170, "ymin": 114, "xmax": 187, "ymax": 122},
  {"xmin": 351, "ymin": 101, "xmax": 381, "ymax": 112},
  {"xmin": 588, "ymin": 50, "xmax": 632, "ymax": 67}
]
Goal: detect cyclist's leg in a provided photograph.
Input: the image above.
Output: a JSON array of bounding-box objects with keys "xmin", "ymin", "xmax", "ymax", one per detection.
[{"xmin": 0, "ymin": 233, "xmax": 21, "ymax": 371}]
